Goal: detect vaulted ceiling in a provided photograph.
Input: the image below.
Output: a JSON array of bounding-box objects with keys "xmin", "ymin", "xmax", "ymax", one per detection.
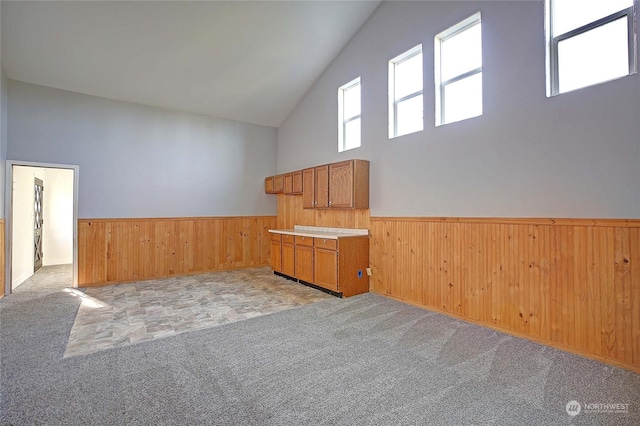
[{"xmin": 1, "ymin": 1, "xmax": 380, "ymax": 127}]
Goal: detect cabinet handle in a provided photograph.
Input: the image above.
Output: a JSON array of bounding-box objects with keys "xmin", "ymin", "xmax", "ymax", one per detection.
[{"xmin": 328, "ymin": 201, "xmax": 332, "ymax": 206}]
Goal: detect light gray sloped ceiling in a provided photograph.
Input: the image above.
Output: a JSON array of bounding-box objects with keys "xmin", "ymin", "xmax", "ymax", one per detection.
[{"xmin": 1, "ymin": 0, "xmax": 380, "ymax": 127}]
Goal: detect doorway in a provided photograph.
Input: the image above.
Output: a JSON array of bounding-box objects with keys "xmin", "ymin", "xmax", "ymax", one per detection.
[{"xmin": 5, "ymin": 161, "xmax": 79, "ymax": 295}]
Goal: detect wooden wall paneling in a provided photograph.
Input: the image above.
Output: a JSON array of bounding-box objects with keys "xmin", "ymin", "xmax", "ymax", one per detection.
[
  {"xmin": 368, "ymin": 217, "xmax": 640, "ymax": 372},
  {"xmin": 538, "ymin": 224, "xmax": 551, "ymax": 342},
  {"xmin": 78, "ymin": 216, "xmax": 276, "ymax": 286},
  {"xmin": 0, "ymin": 220, "xmax": 4, "ymax": 297},
  {"xmin": 599, "ymin": 227, "xmax": 616, "ymax": 359},
  {"xmin": 573, "ymin": 226, "xmax": 588, "ymax": 353},
  {"xmin": 614, "ymin": 227, "xmax": 633, "ymax": 365},
  {"xmin": 630, "ymin": 228, "xmax": 640, "ymax": 366}
]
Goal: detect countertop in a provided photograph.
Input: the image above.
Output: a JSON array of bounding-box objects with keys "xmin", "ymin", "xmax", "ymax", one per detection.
[{"xmin": 268, "ymin": 225, "xmax": 369, "ymax": 240}]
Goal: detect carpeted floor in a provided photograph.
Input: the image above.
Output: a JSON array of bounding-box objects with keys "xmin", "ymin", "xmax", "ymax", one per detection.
[
  {"xmin": 12, "ymin": 264, "xmax": 73, "ymax": 292},
  {"xmin": 1, "ymin": 279, "xmax": 639, "ymax": 425}
]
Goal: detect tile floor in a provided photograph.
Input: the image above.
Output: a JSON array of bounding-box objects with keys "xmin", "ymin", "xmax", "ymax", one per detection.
[{"xmin": 64, "ymin": 267, "xmax": 332, "ymax": 357}]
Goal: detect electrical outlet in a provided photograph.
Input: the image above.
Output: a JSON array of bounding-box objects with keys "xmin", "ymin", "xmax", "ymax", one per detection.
[{"xmin": 366, "ymin": 267, "xmax": 372, "ymax": 276}]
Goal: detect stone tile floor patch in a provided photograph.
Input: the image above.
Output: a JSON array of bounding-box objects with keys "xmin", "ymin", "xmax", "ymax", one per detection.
[{"xmin": 64, "ymin": 267, "xmax": 332, "ymax": 357}]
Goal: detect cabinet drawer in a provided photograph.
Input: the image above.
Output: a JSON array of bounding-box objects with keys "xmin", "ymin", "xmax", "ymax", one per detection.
[
  {"xmin": 295, "ymin": 235, "xmax": 313, "ymax": 247},
  {"xmin": 314, "ymin": 238, "xmax": 337, "ymax": 251},
  {"xmin": 281, "ymin": 234, "xmax": 295, "ymax": 244},
  {"xmin": 270, "ymin": 232, "xmax": 281, "ymax": 242}
]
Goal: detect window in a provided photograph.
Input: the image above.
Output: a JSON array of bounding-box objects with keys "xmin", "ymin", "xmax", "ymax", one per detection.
[
  {"xmin": 546, "ymin": 0, "xmax": 637, "ymax": 96},
  {"xmin": 389, "ymin": 44, "xmax": 423, "ymax": 138},
  {"xmin": 338, "ymin": 77, "xmax": 361, "ymax": 152},
  {"xmin": 435, "ymin": 13, "xmax": 482, "ymax": 126}
]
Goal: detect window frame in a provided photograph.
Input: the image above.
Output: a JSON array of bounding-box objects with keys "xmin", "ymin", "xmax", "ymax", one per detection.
[
  {"xmin": 388, "ymin": 44, "xmax": 423, "ymax": 139},
  {"xmin": 338, "ymin": 77, "xmax": 362, "ymax": 152},
  {"xmin": 434, "ymin": 12, "xmax": 483, "ymax": 127},
  {"xmin": 545, "ymin": 1, "xmax": 637, "ymax": 96}
]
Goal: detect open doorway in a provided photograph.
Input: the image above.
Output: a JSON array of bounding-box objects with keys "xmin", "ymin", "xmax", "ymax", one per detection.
[{"xmin": 5, "ymin": 161, "xmax": 79, "ymax": 295}]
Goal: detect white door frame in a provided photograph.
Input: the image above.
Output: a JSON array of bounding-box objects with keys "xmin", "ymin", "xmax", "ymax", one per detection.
[{"xmin": 4, "ymin": 160, "xmax": 79, "ymax": 295}]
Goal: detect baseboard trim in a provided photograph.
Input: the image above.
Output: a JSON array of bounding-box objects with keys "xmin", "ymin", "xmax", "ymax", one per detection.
[{"xmin": 12, "ymin": 271, "xmax": 32, "ymax": 288}]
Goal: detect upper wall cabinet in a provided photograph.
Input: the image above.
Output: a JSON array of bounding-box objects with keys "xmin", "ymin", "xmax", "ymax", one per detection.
[
  {"xmin": 266, "ymin": 159, "xmax": 369, "ymax": 210},
  {"xmin": 265, "ymin": 175, "xmax": 284, "ymax": 194},
  {"xmin": 265, "ymin": 170, "xmax": 303, "ymax": 195},
  {"xmin": 304, "ymin": 159, "xmax": 369, "ymax": 210}
]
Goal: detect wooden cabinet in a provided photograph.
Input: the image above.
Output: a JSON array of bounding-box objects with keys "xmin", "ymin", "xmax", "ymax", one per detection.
[
  {"xmin": 281, "ymin": 234, "xmax": 295, "ymax": 277},
  {"xmin": 284, "ymin": 173, "xmax": 293, "ymax": 194},
  {"xmin": 270, "ymin": 233, "xmax": 281, "ymax": 272},
  {"xmin": 265, "ymin": 175, "xmax": 284, "ymax": 194},
  {"xmin": 294, "ymin": 236, "xmax": 313, "ymax": 283},
  {"xmin": 302, "ymin": 165, "xmax": 330, "ymax": 209},
  {"xmin": 265, "ymin": 160, "xmax": 368, "ymax": 208},
  {"xmin": 302, "ymin": 168, "xmax": 315, "ymax": 208},
  {"xmin": 269, "ymin": 232, "xmax": 369, "ymax": 297},
  {"xmin": 273, "ymin": 175, "xmax": 284, "ymax": 193},
  {"xmin": 301, "ymin": 160, "xmax": 369, "ymax": 209},
  {"xmin": 292, "ymin": 170, "xmax": 303, "ymax": 194},
  {"xmin": 329, "ymin": 160, "xmax": 369, "ymax": 209},
  {"xmin": 265, "ymin": 177, "xmax": 274, "ymax": 194},
  {"xmin": 314, "ymin": 245, "xmax": 338, "ymax": 292}
]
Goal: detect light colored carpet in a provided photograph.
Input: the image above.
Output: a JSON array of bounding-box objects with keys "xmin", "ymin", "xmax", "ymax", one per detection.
[
  {"xmin": 12, "ymin": 264, "xmax": 73, "ymax": 292},
  {"xmin": 1, "ymin": 279, "xmax": 638, "ymax": 425}
]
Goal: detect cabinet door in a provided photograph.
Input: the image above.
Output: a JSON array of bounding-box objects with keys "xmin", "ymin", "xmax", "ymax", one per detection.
[
  {"xmin": 292, "ymin": 171, "xmax": 303, "ymax": 194},
  {"xmin": 274, "ymin": 175, "xmax": 284, "ymax": 193},
  {"xmin": 265, "ymin": 177, "xmax": 274, "ymax": 194},
  {"xmin": 315, "ymin": 165, "xmax": 330, "ymax": 208},
  {"xmin": 302, "ymin": 168, "xmax": 315, "ymax": 209},
  {"xmin": 284, "ymin": 173, "xmax": 293, "ymax": 194},
  {"xmin": 295, "ymin": 245, "xmax": 313, "ymax": 283},
  {"xmin": 270, "ymin": 240, "xmax": 282, "ymax": 272},
  {"xmin": 329, "ymin": 160, "xmax": 354, "ymax": 208},
  {"xmin": 281, "ymin": 243, "xmax": 295, "ymax": 277},
  {"xmin": 314, "ymin": 248, "xmax": 338, "ymax": 292}
]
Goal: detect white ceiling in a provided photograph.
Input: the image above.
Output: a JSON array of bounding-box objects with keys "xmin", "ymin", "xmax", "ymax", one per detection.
[{"xmin": 1, "ymin": 1, "xmax": 380, "ymax": 127}]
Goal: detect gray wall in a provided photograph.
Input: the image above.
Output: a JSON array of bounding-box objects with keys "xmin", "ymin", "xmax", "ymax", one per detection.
[
  {"xmin": 1, "ymin": 70, "xmax": 6, "ymax": 220},
  {"xmin": 277, "ymin": 1, "xmax": 640, "ymax": 218},
  {"xmin": 7, "ymin": 80, "xmax": 277, "ymax": 218}
]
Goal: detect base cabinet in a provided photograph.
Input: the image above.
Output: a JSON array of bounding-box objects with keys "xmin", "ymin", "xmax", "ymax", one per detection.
[
  {"xmin": 270, "ymin": 233, "xmax": 369, "ymax": 297},
  {"xmin": 314, "ymin": 248, "xmax": 338, "ymax": 292},
  {"xmin": 281, "ymin": 235, "xmax": 295, "ymax": 277},
  {"xmin": 270, "ymin": 234, "xmax": 282, "ymax": 272},
  {"xmin": 294, "ymin": 236, "xmax": 314, "ymax": 283}
]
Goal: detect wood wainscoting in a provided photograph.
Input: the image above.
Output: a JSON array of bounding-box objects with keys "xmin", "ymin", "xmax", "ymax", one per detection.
[
  {"xmin": 78, "ymin": 216, "xmax": 276, "ymax": 286},
  {"xmin": 370, "ymin": 217, "xmax": 640, "ymax": 372},
  {"xmin": 277, "ymin": 194, "xmax": 370, "ymax": 229},
  {"xmin": 0, "ymin": 219, "xmax": 4, "ymax": 298}
]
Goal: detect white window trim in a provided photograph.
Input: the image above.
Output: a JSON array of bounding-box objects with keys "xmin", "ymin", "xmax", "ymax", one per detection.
[
  {"xmin": 434, "ymin": 12, "xmax": 482, "ymax": 127},
  {"xmin": 388, "ymin": 44, "xmax": 423, "ymax": 139},
  {"xmin": 545, "ymin": 1, "xmax": 638, "ymax": 96},
  {"xmin": 338, "ymin": 77, "xmax": 361, "ymax": 153}
]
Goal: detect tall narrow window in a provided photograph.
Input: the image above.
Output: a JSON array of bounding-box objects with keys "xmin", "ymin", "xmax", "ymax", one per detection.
[
  {"xmin": 338, "ymin": 77, "xmax": 361, "ymax": 152},
  {"xmin": 389, "ymin": 44, "xmax": 423, "ymax": 138},
  {"xmin": 545, "ymin": 0, "xmax": 636, "ymax": 96},
  {"xmin": 435, "ymin": 13, "xmax": 482, "ymax": 126}
]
